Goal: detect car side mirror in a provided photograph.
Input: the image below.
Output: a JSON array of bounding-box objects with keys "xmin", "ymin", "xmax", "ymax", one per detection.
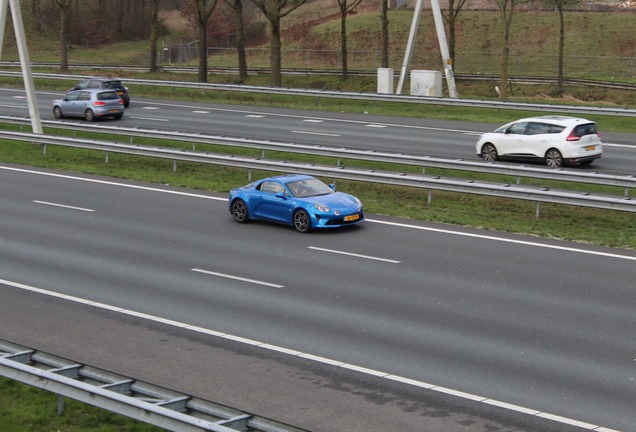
[{"xmin": 329, "ymin": 184, "xmax": 335, "ymax": 191}]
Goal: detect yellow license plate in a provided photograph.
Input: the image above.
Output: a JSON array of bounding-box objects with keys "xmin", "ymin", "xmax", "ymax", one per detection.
[
  {"xmin": 108, "ymin": 109, "xmax": 119, "ymax": 113},
  {"xmin": 344, "ymin": 214, "xmax": 360, "ymax": 222},
  {"xmin": 584, "ymin": 145, "xmax": 596, "ymax": 151}
]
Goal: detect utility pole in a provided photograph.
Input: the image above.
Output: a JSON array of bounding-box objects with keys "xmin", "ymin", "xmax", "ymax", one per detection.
[{"xmin": 0, "ymin": 0, "xmax": 43, "ymax": 133}]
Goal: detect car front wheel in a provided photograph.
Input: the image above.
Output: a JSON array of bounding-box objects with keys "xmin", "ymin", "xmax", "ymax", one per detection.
[
  {"xmin": 480, "ymin": 143, "xmax": 498, "ymax": 162},
  {"xmin": 53, "ymin": 106, "xmax": 64, "ymax": 119},
  {"xmin": 231, "ymin": 199, "xmax": 249, "ymax": 223},
  {"xmin": 84, "ymin": 109, "xmax": 96, "ymax": 122},
  {"xmin": 293, "ymin": 209, "xmax": 311, "ymax": 233},
  {"xmin": 545, "ymin": 148, "xmax": 563, "ymax": 167}
]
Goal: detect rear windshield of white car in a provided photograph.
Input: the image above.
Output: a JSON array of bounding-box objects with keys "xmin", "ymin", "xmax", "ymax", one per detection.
[
  {"xmin": 97, "ymin": 91, "xmax": 120, "ymax": 100},
  {"xmin": 571, "ymin": 123, "xmax": 598, "ymax": 137}
]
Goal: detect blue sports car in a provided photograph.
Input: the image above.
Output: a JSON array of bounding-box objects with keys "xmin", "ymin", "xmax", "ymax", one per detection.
[{"xmin": 228, "ymin": 174, "xmax": 364, "ymax": 233}]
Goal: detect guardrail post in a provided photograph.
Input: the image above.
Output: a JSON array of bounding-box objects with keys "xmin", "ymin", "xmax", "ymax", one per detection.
[
  {"xmin": 535, "ymin": 202, "xmax": 541, "ymax": 219},
  {"xmin": 57, "ymin": 394, "xmax": 64, "ymax": 416},
  {"xmin": 105, "ymin": 152, "xmax": 109, "ymax": 163},
  {"xmin": 173, "ymin": 160, "xmax": 177, "ymax": 172},
  {"xmin": 427, "ymin": 189, "xmax": 432, "ymax": 207}
]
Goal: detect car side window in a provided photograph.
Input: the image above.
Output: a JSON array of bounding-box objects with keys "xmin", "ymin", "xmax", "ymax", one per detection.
[
  {"xmin": 78, "ymin": 91, "xmax": 91, "ymax": 101},
  {"xmin": 526, "ymin": 122, "xmax": 551, "ymax": 135},
  {"xmin": 508, "ymin": 122, "xmax": 528, "ymax": 134},
  {"xmin": 89, "ymin": 81, "xmax": 102, "ymax": 89},
  {"xmin": 259, "ymin": 181, "xmax": 285, "ymax": 195},
  {"xmin": 77, "ymin": 81, "xmax": 89, "ymax": 90},
  {"xmin": 66, "ymin": 92, "xmax": 80, "ymax": 101}
]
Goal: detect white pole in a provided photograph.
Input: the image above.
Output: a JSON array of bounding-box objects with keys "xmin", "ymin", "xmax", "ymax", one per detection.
[
  {"xmin": 0, "ymin": 0, "xmax": 7, "ymax": 58},
  {"xmin": 396, "ymin": 0, "xmax": 424, "ymax": 95},
  {"xmin": 430, "ymin": 0, "xmax": 458, "ymax": 98},
  {"xmin": 7, "ymin": 0, "xmax": 43, "ymax": 133}
]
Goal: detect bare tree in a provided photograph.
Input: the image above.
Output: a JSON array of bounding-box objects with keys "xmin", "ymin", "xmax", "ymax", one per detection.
[
  {"xmin": 194, "ymin": 0, "xmax": 220, "ymax": 82},
  {"xmin": 553, "ymin": 0, "xmax": 580, "ymax": 93},
  {"xmin": 380, "ymin": 0, "xmax": 389, "ymax": 68},
  {"xmin": 493, "ymin": 0, "xmax": 526, "ymax": 100},
  {"xmin": 250, "ymin": 0, "xmax": 307, "ymax": 87},
  {"xmin": 337, "ymin": 0, "xmax": 364, "ymax": 80},
  {"xmin": 149, "ymin": 0, "xmax": 162, "ymax": 72},
  {"xmin": 442, "ymin": 0, "xmax": 468, "ymax": 70},
  {"xmin": 225, "ymin": 0, "xmax": 248, "ymax": 79},
  {"xmin": 55, "ymin": 0, "xmax": 72, "ymax": 73}
]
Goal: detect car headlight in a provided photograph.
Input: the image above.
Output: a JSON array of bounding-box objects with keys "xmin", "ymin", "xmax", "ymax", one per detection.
[
  {"xmin": 355, "ymin": 197, "xmax": 362, "ymax": 210},
  {"xmin": 313, "ymin": 203, "xmax": 330, "ymax": 212}
]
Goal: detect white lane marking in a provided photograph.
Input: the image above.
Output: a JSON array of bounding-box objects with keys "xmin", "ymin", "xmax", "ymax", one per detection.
[
  {"xmin": 141, "ymin": 107, "xmax": 160, "ymax": 110},
  {"xmin": 366, "ymin": 124, "xmax": 387, "ymax": 128},
  {"xmin": 191, "ymin": 268, "xmax": 284, "ymax": 288},
  {"xmin": 0, "ymin": 276, "xmax": 620, "ymax": 432},
  {"xmin": 308, "ymin": 246, "xmax": 400, "ymax": 263},
  {"xmin": 246, "ymin": 114, "xmax": 265, "ymax": 118},
  {"xmin": 12, "ymin": 96, "xmax": 27, "ymax": 99},
  {"xmin": 291, "ymin": 130, "xmax": 341, "ymax": 137},
  {"xmin": 303, "ymin": 119, "xmax": 324, "ymax": 123},
  {"xmin": 193, "ymin": 110, "xmax": 210, "ymax": 114},
  {"xmin": 2, "ymin": 165, "xmax": 634, "ymax": 263},
  {"xmin": 366, "ymin": 218, "xmax": 636, "ymax": 262},
  {"xmin": 0, "ymin": 103, "xmax": 26, "ymax": 109},
  {"xmin": 128, "ymin": 116, "xmax": 170, "ymax": 122},
  {"xmin": 33, "ymin": 200, "xmax": 94, "ymax": 212}
]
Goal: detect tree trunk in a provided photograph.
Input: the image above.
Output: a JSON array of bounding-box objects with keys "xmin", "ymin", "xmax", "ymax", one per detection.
[
  {"xmin": 270, "ymin": 18, "xmax": 282, "ymax": 86},
  {"xmin": 59, "ymin": 1, "xmax": 69, "ymax": 73},
  {"xmin": 381, "ymin": 0, "xmax": 389, "ymax": 68},
  {"xmin": 340, "ymin": 3, "xmax": 348, "ymax": 80},
  {"xmin": 149, "ymin": 0, "xmax": 161, "ymax": 72},
  {"xmin": 234, "ymin": 0, "xmax": 248, "ymax": 80},
  {"xmin": 557, "ymin": 5, "xmax": 565, "ymax": 92},
  {"xmin": 198, "ymin": 22, "xmax": 209, "ymax": 82}
]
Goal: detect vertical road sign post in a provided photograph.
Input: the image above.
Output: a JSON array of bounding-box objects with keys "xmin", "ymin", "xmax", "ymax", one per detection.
[{"xmin": 0, "ymin": 0, "xmax": 43, "ymax": 133}]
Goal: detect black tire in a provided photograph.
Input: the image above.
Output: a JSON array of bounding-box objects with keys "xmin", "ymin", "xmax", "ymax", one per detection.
[
  {"xmin": 231, "ymin": 199, "xmax": 249, "ymax": 223},
  {"xmin": 84, "ymin": 109, "xmax": 96, "ymax": 122},
  {"xmin": 293, "ymin": 209, "xmax": 311, "ymax": 233},
  {"xmin": 53, "ymin": 106, "xmax": 64, "ymax": 119},
  {"xmin": 545, "ymin": 148, "xmax": 563, "ymax": 167},
  {"xmin": 124, "ymin": 101, "xmax": 130, "ymax": 108},
  {"xmin": 480, "ymin": 143, "xmax": 498, "ymax": 162},
  {"xmin": 113, "ymin": 113, "xmax": 123, "ymax": 120}
]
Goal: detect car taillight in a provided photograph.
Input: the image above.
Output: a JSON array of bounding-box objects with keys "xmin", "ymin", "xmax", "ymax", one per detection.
[
  {"xmin": 566, "ymin": 131, "xmax": 580, "ymax": 141},
  {"xmin": 93, "ymin": 101, "xmax": 106, "ymax": 107},
  {"xmin": 118, "ymin": 99, "xmax": 124, "ymax": 105}
]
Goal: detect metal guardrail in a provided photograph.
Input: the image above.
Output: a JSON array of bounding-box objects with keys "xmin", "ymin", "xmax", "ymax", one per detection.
[
  {"xmin": 0, "ymin": 339, "xmax": 309, "ymax": 432},
  {"xmin": 1, "ymin": 129, "xmax": 634, "ymax": 214},
  {"xmin": 2, "ymin": 116, "xmax": 635, "ymax": 194},
  {"xmin": 1, "ymin": 70, "xmax": 635, "ymax": 117}
]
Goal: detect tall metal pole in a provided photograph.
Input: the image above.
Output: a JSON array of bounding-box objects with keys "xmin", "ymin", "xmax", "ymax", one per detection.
[
  {"xmin": 396, "ymin": 0, "xmax": 424, "ymax": 95},
  {"xmin": 430, "ymin": 0, "xmax": 458, "ymax": 98},
  {"xmin": 1, "ymin": 0, "xmax": 43, "ymax": 133}
]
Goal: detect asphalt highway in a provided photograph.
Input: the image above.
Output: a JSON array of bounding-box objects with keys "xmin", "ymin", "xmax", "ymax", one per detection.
[
  {"xmin": 1, "ymin": 87, "xmax": 635, "ymax": 172},
  {"xmin": 1, "ymin": 164, "xmax": 635, "ymax": 431}
]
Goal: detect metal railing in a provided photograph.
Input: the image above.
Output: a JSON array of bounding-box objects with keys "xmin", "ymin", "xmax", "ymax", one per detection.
[
  {"xmin": 1, "ymin": 70, "xmax": 635, "ymax": 117},
  {"xmin": 0, "ymin": 339, "xmax": 308, "ymax": 432},
  {"xmin": 3, "ymin": 116, "xmax": 635, "ymax": 195},
  {"xmin": 1, "ymin": 129, "xmax": 634, "ymax": 216}
]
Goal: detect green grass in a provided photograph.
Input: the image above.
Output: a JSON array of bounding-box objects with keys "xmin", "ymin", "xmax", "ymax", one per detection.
[{"xmin": 0, "ymin": 377, "xmax": 164, "ymax": 432}]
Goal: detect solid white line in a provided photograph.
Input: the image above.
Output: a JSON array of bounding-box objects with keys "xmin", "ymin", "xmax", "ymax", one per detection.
[
  {"xmin": 366, "ymin": 218, "xmax": 636, "ymax": 262},
  {"xmin": 366, "ymin": 124, "xmax": 387, "ymax": 128},
  {"xmin": 0, "ymin": 276, "xmax": 620, "ymax": 432},
  {"xmin": 291, "ymin": 130, "xmax": 341, "ymax": 137},
  {"xmin": 303, "ymin": 119, "xmax": 324, "ymax": 123},
  {"xmin": 33, "ymin": 200, "xmax": 94, "ymax": 212},
  {"xmin": 0, "ymin": 166, "xmax": 226, "ymax": 202},
  {"xmin": 191, "ymin": 268, "xmax": 284, "ymax": 288},
  {"xmin": 308, "ymin": 246, "xmax": 401, "ymax": 263}
]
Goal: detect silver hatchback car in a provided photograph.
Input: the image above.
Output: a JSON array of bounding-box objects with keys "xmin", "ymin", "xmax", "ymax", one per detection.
[{"xmin": 53, "ymin": 88, "xmax": 124, "ymax": 122}]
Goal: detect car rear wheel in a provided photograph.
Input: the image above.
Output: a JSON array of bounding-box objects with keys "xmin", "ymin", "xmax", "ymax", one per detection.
[
  {"xmin": 53, "ymin": 106, "xmax": 64, "ymax": 119},
  {"xmin": 231, "ymin": 199, "xmax": 249, "ymax": 223},
  {"xmin": 480, "ymin": 143, "xmax": 498, "ymax": 162},
  {"xmin": 293, "ymin": 209, "xmax": 311, "ymax": 233},
  {"xmin": 545, "ymin": 148, "xmax": 563, "ymax": 167},
  {"xmin": 113, "ymin": 113, "xmax": 123, "ymax": 120},
  {"xmin": 84, "ymin": 109, "xmax": 96, "ymax": 122}
]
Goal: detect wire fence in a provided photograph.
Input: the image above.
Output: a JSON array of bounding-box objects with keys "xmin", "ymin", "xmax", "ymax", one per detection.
[{"xmin": 187, "ymin": 47, "xmax": 636, "ymax": 80}]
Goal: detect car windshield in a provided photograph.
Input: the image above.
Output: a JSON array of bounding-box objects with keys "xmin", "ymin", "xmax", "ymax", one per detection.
[
  {"xmin": 97, "ymin": 91, "xmax": 119, "ymax": 100},
  {"xmin": 286, "ymin": 178, "xmax": 333, "ymax": 198},
  {"xmin": 103, "ymin": 81, "xmax": 123, "ymax": 89}
]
